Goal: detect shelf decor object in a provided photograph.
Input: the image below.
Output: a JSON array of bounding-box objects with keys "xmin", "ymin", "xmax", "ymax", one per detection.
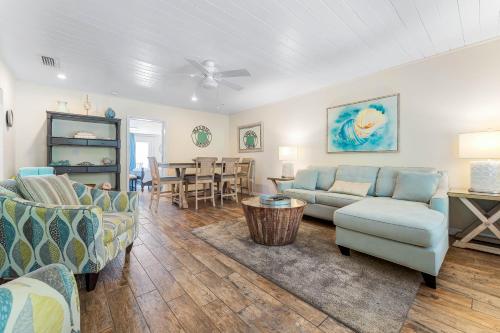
[
  {"xmin": 238, "ymin": 122, "xmax": 263, "ymax": 153},
  {"xmin": 46, "ymin": 111, "xmax": 121, "ymax": 190},
  {"xmin": 327, "ymin": 94, "xmax": 399, "ymax": 153},
  {"xmin": 105, "ymin": 107, "xmax": 116, "ymax": 119},
  {"xmin": 459, "ymin": 131, "xmax": 500, "ymax": 193},
  {"xmin": 279, "ymin": 146, "xmax": 297, "ymax": 178}
]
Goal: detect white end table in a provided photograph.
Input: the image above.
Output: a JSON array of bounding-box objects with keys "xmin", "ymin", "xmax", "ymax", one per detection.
[{"xmin": 448, "ymin": 189, "xmax": 500, "ymax": 255}]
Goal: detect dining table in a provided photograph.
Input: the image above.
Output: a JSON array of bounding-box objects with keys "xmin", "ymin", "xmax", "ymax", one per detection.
[{"xmin": 158, "ymin": 161, "xmax": 250, "ymax": 209}]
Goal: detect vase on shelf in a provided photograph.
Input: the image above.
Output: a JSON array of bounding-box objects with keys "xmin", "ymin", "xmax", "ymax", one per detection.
[
  {"xmin": 56, "ymin": 101, "xmax": 69, "ymax": 113},
  {"xmin": 105, "ymin": 108, "xmax": 116, "ymax": 119}
]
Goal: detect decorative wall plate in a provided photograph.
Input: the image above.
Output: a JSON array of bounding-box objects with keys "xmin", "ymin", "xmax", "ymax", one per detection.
[{"xmin": 191, "ymin": 125, "xmax": 212, "ymax": 148}]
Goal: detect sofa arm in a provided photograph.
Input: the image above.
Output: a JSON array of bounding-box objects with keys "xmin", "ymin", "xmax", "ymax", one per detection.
[
  {"xmin": 0, "ymin": 197, "xmax": 106, "ymax": 277},
  {"xmin": 430, "ymin": 189, "xmax": 449, "ymax": 220},
  {"xmin": 276, "ymin": 180, "xmax": 294, "ymax": 193},
  {"xmin": 0, "ymin": 263, "xmax": 80, "ymax": 332}
]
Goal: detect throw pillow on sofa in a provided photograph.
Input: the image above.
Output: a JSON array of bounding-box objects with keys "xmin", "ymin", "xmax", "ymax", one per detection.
[
  {"xmin": 392, "ymin": 171, "xmax": 440, "ymax": 203},
  {"xmin": 292, "ymin": 169, "xmax": 319, "ymax": 191},
  {"xmin": 328, "ymin": 180, "xmax": 371, "ymax": 197},
  {"xmin": 16, "ymin": 173, "xmax": 81, "ymax": 205}
]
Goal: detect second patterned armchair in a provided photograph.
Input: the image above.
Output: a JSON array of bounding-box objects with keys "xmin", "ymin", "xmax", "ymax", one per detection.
[{"xmin": 0, "ymin": 179, "xmax": 138, "ymax": 291}]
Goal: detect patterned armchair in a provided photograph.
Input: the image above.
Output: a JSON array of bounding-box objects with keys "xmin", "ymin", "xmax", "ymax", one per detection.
[
  {"xmin": 0, "ymin": 263, "xmax": 80, "ymax": 333},
  {"xmin": 0, "ymin": 180, "xmax": 138, "ymax": 291}
]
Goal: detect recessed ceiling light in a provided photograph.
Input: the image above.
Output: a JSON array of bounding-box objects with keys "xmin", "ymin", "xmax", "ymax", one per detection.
[
  {"xmin": 191, "ymin": 94, "xmax": 198, "ymax": 102},
  {"xmin": 57, "ymin": 73, "xmax": 66, "ymax": 80}
]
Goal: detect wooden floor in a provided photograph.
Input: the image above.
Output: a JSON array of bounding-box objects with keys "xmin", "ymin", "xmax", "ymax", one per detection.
[{"xmin": 79, "ymin": 193, "xmax": 500, "ymax": 333}]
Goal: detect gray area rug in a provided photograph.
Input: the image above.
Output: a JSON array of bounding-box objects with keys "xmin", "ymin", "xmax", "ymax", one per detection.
[{"xmin": 192, "ymin": 218, "xmax": 421, "ymax": 333}]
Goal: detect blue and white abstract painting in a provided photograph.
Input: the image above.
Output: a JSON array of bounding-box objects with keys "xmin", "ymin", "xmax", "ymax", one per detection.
[{"xmin": 327, "ymin": 94, "xmax": 399, "ymax": 152}]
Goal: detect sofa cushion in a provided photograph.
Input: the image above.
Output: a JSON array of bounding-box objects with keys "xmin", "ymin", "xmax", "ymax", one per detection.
[
  {"xmin": 334, "ymin": 197, "xmax": 446, "ymax": 247},
  {"xmin": 336, "ymin": 165, "xmax": 379, "ymax": 196},
  {"xmin": 103, "ymin": 212, "xmax": 135, "ymax": 244},
  {"xmin": 283, "ymin": 188, "xmax": 315, "ymax": 203},
  {"xmin": 393, "ymin": 171, "xmax": 440, "ymax": 203},
  {"xmin": 328, "ymin": 180, "xmax": 371, "ymax": 197},
  {"xmin": 316, "ymin": 192, "xmax": 364, "ymax": 208},
  {"xmin": 375, "ymin": 167, "xmax": 437, "ymax": 197},
  {"xmin": 16, "ymin": 174, "xmax": 80, "ymax": 205},
  {"xmin": 292, "ymin": 169, "xmax": 318, "ymax": 191},
  {"xmin": 308, "ymin": 166, "xmax": 337, "ymax": 190}
]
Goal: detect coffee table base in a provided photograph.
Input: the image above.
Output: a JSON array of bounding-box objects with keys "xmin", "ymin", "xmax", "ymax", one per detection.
[{"xmin": 242, "ymin": 204, "xmax": 305, "ymax": 246}]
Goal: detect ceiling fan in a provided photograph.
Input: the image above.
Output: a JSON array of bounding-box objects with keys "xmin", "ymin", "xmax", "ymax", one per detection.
[{"xmin": 185, "ymin": 59, "xmax": 251, "ymax": 91}]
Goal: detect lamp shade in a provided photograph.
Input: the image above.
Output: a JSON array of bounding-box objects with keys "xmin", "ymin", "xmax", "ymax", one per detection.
[
  {"xmin": 459, "ymin": 131, "xmax": 500, "ymax": 159},
  {"xmin": 279, "ymin": 146, "xmax": 297, "ymax": 161}
]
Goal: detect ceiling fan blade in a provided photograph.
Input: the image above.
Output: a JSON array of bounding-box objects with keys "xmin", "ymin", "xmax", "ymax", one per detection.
[
  {"xmin": 219, "ymin": 79, "xmax": 243, "ymax": 91},
  {"xmin": 185, "ymin": 58, "xmax": 208, "ymax": 74},
  {"xmin": 218, "ymin": 69, "xmax": 251, "ymax": 78}
]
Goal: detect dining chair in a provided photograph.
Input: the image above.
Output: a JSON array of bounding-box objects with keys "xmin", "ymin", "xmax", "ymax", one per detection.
[
  {"xmin": 215, "ymin": 157, "xmax": 240, "ymax": 207},
  {"xmin": 185, "ymin": 157, "xmax": 218, "ymax": 210},
  {"xmin": 238, "ymin": 158, "xmax": 254, "ymax": 196},
  {"xmin": 147, "ymin": 157, "xmax": 184, "ymax": 212}
]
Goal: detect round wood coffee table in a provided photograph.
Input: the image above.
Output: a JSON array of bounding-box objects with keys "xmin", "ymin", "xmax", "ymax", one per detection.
[{"xmin": 241, "ymin": 197, "xmax": 307, "ymax": 246}]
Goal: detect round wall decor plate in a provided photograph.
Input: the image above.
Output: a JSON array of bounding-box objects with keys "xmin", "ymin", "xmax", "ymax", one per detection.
[{"xmin": 191, "ymin": 125, "xmax": 212, "ymax": 147}]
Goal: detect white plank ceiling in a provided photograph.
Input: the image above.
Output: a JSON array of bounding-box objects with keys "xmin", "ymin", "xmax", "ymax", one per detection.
[{"xmin": 1, "ymin": 0, "xmax": 499, "ymax": 113}]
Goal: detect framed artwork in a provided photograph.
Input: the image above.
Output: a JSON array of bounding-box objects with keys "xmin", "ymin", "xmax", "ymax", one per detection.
[
  {"xmin": 327, "ymin": 94, "xmax": 399, "ymax": 153},
  {"xmin": 238, "ymin": 122, "xmax": 263, "ymax": 153}
]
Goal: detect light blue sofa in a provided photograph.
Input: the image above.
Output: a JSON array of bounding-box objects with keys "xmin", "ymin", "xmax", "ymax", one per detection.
[{"xmin": 277, "ymin": 165, "xmax": 449, "ymax": 288}]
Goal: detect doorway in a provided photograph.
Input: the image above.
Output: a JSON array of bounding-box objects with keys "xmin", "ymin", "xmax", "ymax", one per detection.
[{"xmin": 127, "ymin": 117, "xmax": 165, "ymax": 191}]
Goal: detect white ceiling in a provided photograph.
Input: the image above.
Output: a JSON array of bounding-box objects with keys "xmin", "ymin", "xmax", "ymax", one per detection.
[{"xmin": 1, "ymin": 0, "xmax": 500, "ymax": 114}]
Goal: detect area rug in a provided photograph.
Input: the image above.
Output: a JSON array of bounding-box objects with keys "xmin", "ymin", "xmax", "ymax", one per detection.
[{"xmin": 192, "ymin": 218, "xmax": 421, "ymax": 333}]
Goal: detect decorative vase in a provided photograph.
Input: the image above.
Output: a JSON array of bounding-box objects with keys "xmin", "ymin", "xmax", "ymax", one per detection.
[
  {"xmin": 56, "ymin": 101, "xmax": 69, "ymax": 113},
  {"xmin": 105, "ymin": 108, "xmax": 116, "ymax": 119}
]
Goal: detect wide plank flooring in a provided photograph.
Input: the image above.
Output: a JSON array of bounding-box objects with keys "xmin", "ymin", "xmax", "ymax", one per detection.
[{"xmin": 79, "ymin": 193, "xmax": 500, "ymax": 333}]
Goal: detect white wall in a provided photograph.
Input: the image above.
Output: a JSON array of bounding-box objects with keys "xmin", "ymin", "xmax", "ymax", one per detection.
[
  {"xmin": 230, "ymin": 39, "xmax": 500, "ymax": 195},
  {"xmin": 0, "ymin": 58, "xmax": 16, "ymax": 178},
  {"xmin": 14, "ymin": 81, "xmax": 230, "ymax": 188}
]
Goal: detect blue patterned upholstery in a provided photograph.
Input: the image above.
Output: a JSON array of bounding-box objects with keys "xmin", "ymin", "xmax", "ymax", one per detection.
[{"xmin": 0, "ymin": 264, "xmax": 80, "ymax": 333}]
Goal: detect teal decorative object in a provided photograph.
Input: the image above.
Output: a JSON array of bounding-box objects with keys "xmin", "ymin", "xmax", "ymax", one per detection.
[
  {"xmin": 105, "ymin": 108, "xmax": 116, "ymax": 119},
  {"xmin": 191, "ymin": 125, "xmax": 212, "ymax": 148}
]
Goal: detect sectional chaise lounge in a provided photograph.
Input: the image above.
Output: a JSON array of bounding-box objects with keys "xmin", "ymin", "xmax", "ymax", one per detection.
[{"xmin": 278, "ymin": 165, "xmax": 449, "ymax": 288}]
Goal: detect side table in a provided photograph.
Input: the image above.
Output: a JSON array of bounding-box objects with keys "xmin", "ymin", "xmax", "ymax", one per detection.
[
  {"xmin": 267, "ymin": 176, "xmax": 294, "ymax": 193},
  {"xmin": 448, "ymin": 189, "xmax": 500, "ymax": 255}
]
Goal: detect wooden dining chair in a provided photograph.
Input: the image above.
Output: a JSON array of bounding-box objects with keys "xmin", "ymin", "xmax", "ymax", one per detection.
[
  {"xmin": 238, "ymin": 158, "xmax": 254, "ymax": 196},
  {"xmin": 215, "ymin": 157, "xmax": 240, "ymax": 207},
  {"xmin": 147, "ymin": 157, "xmax": 184, "ymax": 213},
  {"xmin": 184, "ymin": 157, "xmax": 217, "ymax": 210}
]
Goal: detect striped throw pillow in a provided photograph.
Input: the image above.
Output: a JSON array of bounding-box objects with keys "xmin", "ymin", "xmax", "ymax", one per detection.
[{"xmin": 16, "ymin": 174, "xmax": 80, "ymax": 205}]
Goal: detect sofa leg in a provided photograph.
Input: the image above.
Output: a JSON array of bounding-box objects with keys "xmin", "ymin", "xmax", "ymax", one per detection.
[
  {"xmin": 338, "ymin": 245, "xmax": 351, "ymax": 256},
  {"xmin": 126, "ymin": 242, "xmax": 134, "ymax": 254},
  {"xmin": 422, "ymin": 273, "xmax": 436, "ymax": 289},
  {"xmin": 85, "ymin": 273, "xmax": 99, "ymax": 292}
]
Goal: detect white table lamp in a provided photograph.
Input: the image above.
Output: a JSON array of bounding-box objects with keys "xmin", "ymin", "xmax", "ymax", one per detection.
[
  {"xmin": 459, "ymin": 131, "xmax": 500, "ymax": 193},
  {"xmin": 279, "ymin": 146, "xmax": 297, "ymax": 178}
]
